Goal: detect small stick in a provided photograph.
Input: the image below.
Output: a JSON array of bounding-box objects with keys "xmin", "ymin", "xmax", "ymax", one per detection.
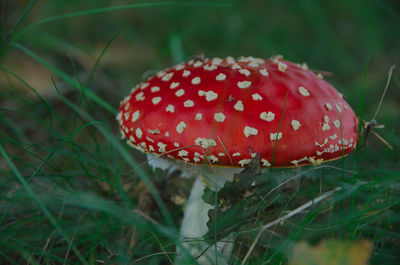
[
  {"xmin": 372, "ymin": 65, "xmax": 395, "ymax": 121},
  {"xmin": 241, "ymin": 186, "xmax": 341, "ymax": 264}
]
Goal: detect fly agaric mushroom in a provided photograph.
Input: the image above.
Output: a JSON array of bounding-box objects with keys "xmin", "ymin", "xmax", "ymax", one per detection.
[{"xmin": 117, "ymin": 55, "xmax": 358, "ymax": 264}]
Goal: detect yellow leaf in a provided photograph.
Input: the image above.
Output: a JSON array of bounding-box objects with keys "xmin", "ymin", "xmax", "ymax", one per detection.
[{"xmin": 289, "ymin": 239, "xmax": 373, "ymax": 265}]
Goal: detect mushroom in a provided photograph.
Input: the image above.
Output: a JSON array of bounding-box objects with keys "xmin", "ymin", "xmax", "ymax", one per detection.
[{"xmin": 116, "ymin": 55, "xmax": 359, "ymax": 264}]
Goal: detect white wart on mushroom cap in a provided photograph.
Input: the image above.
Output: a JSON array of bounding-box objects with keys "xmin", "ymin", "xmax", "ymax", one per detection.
[{"xmin": 117, "ymin": 56, "xmax": 358, "ymax": 168}]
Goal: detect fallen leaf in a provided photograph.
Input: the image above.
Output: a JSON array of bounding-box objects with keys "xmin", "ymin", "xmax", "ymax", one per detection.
[{"xmin": 289, "ymin": 239, "xmax": 373, "ymax": 265}]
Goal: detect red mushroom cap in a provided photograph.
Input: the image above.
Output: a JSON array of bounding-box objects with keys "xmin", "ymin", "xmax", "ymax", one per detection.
[{"xmin": 117, "ymin": 56, "xmax": 358, "ymax": 168}]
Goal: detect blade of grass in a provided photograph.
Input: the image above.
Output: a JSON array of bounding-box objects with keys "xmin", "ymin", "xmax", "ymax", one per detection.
[
  {"xmin": 87, "ymin": 31, "xmax": 120, "ymax": 88},
  {"xmin": 1, "ymin": 1, "xmax": 231, "ymax": 55},
  {"xmin": 0, "ymin": 121, "xmax": 101, "ymax": 230},
  {"xmin": 0, "ymin": 0, "xmax": 38, "ymax": 54},
  {"xmin": 50, "ymin": 77, "xmax": 175, "ymax": 229},
  {"xmin": 0, "ymin": 144, "xmax": 88, "ymax": 264},
  {"xmin": 12, "ymin": 43, "xmax": 117, "ymax": 114}
]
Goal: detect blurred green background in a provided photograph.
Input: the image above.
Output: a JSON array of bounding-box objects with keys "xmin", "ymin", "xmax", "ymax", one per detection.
[
  {"xmin": 2, "ymin": 0, "xmax": 399, "ymax": 123},
  {"xmin": 1, "ymin": 0, "xmax": 399, "ymax": 264}
]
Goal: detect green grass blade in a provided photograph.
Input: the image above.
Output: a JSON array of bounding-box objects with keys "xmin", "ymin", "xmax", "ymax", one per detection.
[
  {"xmin": 0, "ymin": 145, "xmax": 88, "ymax": 265},
  {"xmin": 87, "ymin": 31, "xmax": 121, "ymax": 88},
  {"xmin": 0, "ymin": 0, "xmax": 38, "ymax": 53},
  {"xmin": 13, "ymin": 43, "xmax": 117, "ymax": 115},
  {"xmin": 51, "ymin": 80, "xmax": 176, "ymax": 230},
  {"xmin": 1, "ymin": 2, "xmax": 231, "ymax": 55}
]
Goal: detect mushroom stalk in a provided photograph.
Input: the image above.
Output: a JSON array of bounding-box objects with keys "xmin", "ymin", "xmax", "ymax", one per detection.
[{"xmin": 175, "ymin": 167, "xmax": 240, "ymax": 265}]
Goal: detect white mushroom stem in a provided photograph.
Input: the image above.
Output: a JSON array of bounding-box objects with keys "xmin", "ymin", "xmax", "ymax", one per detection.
[
  {"xmin": 176, "ymin": 167, "xmax": 241, "ymax": 265},
  {"xmin": 146, "ymin": 154, "xmax": 241, "ymax": 264}
]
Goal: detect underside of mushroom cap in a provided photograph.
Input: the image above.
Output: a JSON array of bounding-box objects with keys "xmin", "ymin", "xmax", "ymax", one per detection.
[{"xmin": 117, "ymin": 56, "xmax": 358, "ymax": 168}]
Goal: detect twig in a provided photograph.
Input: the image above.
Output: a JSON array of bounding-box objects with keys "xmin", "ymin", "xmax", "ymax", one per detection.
[
  {"xmin": 241, "ymin": 186, "xmax": 342, "ymax": 264},
  {"xmin": 372, "ymin": 65, "xmax": 395, "ymax": 121}
]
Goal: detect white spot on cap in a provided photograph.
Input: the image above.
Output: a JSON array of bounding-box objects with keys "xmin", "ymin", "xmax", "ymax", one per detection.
[
  {"xmin": 175, "ymin": 64, "xmax": 185, "ymax": 70},
  {"xmin": 218, "ymin": 152, "xmax": 225, "ymax": 157},
  {"xmin": 151, "ymin": 86, "xmax": 160, "ymax": 93},
  {"xmin": 322, "ymin": 123, "xmax": 331, "ymax": 131},
  {"xmin": 193, "ymin": 157, "xmax": 201, "ymax": 163},
  {"xmin": 212, "ymin": 57, "xmax": 223, "ymax": 64},
  {"xmin": 195, "ymin": 137, "xmax": 217, "ymax": 148},
  {"xmin": 152, "ymin": 97, "xmax": 162, "ymax": 105},
  {"xmin": 176, "ymin": 121, "xmax": 187, "ymax": 134},
  {"xmin": 136, "ymin": 128, "xmax": 143, "ymax": 139},
  {"xmin": 204, "ymin": 64, "xmax": 217, "ymax": 71},
  {"xmin": 239, "ymin": 159, "xmax": 251, "ymax": 167},
  {"xmin": 244, "ymin": 126, "xmax": 258, "ymax": 138},
  {"xmin": 166, "ymin": 104, "xmax": 175, "ymax": 113},
  {"xmin": 214, "ymin": 113, "xmax": 226, "ymax": 122},
  {"xmin": 329, "ymin": 134, "xmax": 337, "ymax": 140},
  {"xmin": 261, "ymin": 159, "xmax": 271, "ymax": 167},
  {"xmin": 315, "ymin": 138, "xmax": 328, "ymax": 147},
  {"xmin": 162, "ymin": 72, "xmax": 174, "ymax": 81},
  {"xmin": 198, "ymin": 90, "xmax": 206, "ymax": 96},
  {"xmin": 195, "ymin": 113, "xmax": 203, "ymax": 120},
  {"xmin": 278, "ymin": 62, "xmax": 287, "ymax": 72},
  {"xmin": 182, "ymin": 70, "xmax": 191, "ymax": 77},
  {"xmin": 299, "ymin": 86, "xmax": 310, "ymax": 96},
  {"xmin": 124, "ymin": 113, "xmax": 129, "ymax": 121},
  {"xmin": 291, "ymin": 120, "xmax": 301, "ymax": 130},
  {"xmin": 252, "ymin": 93, "xmax": 263, "ymax": 101},
  {"xmin": 191, "ymin": 77, "xmax": 201, "ymax": 85},
  {"xmin": 175, "ymin": 89, "xmax": 185, "ymax": 97},
  {"xmin": 232, "ymin": 63, "xmax": 241, "ymax": 69},
  {"xmin": 260, "ymin": 111, "xmax": 275, "ymax": 122},
  {"xmin": 165, "ymin": 131, "xmax": 169, "ymax": 137},
  {"xmin": 136, "ymin": 92, "xmax": 145, "ymax": 101},
  {"xmin": 194, "ymin": 152, "xmax": 203, "ymax": 157},
  {"xmin": 184, "ymin": 100, "xmax": 194, "ymax": 107},
  {"xmin": 156, "ymin": 71, "xmax": 166, "ymax": 78},
  {"xmin": 325, "ymin": 103, "xmax": 333, "ymax": 110},
  {"xmin": 291, "ymin": 160, "xmax": 300, "ymax": 166},
  {"xmin": 140, "ymin": 82, "xmax": 149, "ymax": 90},
  {"xmin": 270, "ymin": 132, "xmax": 282, "ymax": 141},
  {"xmin": 140, "ymin": 142, "xmax": 147, "ymax": 149},
  {"xmin": 335, "ymin": 104, "xmax": 342, "ymax": 112},
  {"xmin": 216, "ymin": 73, "xmax": 226, "ymax": 81},
  {"xmin": 148, "ymin": 129, "xmax": 160, "ymax": 135},
  {"xmin": 248, "ymin": 61, "xmax": 259, "ymax": 68},
  {"xmin": 170, "ymin": 82, "xmax": 180, "ymax": 89},
  {"xmin": 205, "ymin": 91, "xmax": 218, "ymax": 101},
  {"xmin": 174, "ymin": 142, "xmax": 179, "ymax": 147},
  {"xmin": 324, "ymin": 115, "xmax": 330, "ymax": 123},
  {"xmin": 234, "ymin": 100, "xmax": 244, "ymax": 111},
  {"xmin": 232, "ymin": 152, "xmax": 241, "ymax": 157},
  {"xmin": 193, "ymin": 61, "xmax": 203, "ymax": 67},
  {"xmin": 208, "ymin": 155, "xmax": 219, "ymax": 163},
  {"xmin": 239, "ymin": 69, "xmax": 251, "ymax": 76},
  {"xmin": 237, "ymin": 81, "xmax": 251, "ymax": 89},
  {"xmin": 259, "ymin": 69, "xmax": 269, "ymax": 76},
  {"xmin": 129, "ymin": 135, "xmax": 136, "ymax": 143},
  {"xmin": 226, "ymin": 56, "xmax": 235, "ymax": 64},
  {"xmin": 178, "ymin": 150, "xmax": 189, "ymax": 157},
  {"xmin": 116, "ymin": 112, "xmax": 122, "ymax": 122},
  {"xmin": 333, "ymin": 120, "xmax": 341, "ymax": 128},
  {"xmin": 157, "ymin": 142, "xmax": 167, "ymax": 152}
]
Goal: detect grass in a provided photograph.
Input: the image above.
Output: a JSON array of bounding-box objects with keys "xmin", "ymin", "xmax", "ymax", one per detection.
[{"xmin": 0, "ymin": 0, "xmax": 399, "ymax": 264}]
